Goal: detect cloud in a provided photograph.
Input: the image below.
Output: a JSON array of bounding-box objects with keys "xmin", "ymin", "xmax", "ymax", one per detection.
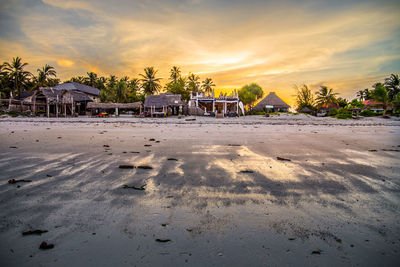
[
  {"xmin": 57, "ymin": 59, "xmax": 75, "ymax": 68},
  {"xmin": 0, "ymin": 0, "xmax": 399, "ymax": 105}
]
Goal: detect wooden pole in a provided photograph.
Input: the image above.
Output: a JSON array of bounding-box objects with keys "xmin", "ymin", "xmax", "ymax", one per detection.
[
  {"xmin": 47, "ymin": 99, "xmax": 49, "ymax": 118},
  {"xmin": 33, "ymin": 97, "xmax": 36, "ymax": 116}
]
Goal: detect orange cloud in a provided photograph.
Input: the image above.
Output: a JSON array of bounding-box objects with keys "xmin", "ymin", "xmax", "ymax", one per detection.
[{"xmin": 57, "ymin": 59, "xmax": 75, "ymax": 68}]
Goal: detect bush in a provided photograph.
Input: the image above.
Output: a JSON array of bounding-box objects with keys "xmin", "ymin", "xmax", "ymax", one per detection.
[
  {"xmin": 359, "ymin": 109, "xmax": 379, "ymax": 117},
  {"xmin": 335, "ymin": 112, "xmax": 352, "ymax": 119},
  {"xmin": 246, "ymin": 110, "xmax": 266, "ymax": 115},
  {"xmin": 334, "ymin": 108, "xmax": 352, "ymax": 119},
  {"xmin": 327, "ymin": 108, "xmax": 338, "ymax": 116},
  {"xmin": 7, "ymin": 110, "xmax": 19, "ymax": 117}
]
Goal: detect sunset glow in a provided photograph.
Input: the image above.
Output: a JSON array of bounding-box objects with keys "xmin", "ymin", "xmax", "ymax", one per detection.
[{"xmin": 1, "ymin": 0, "xmax": 399, "ymax": 104}]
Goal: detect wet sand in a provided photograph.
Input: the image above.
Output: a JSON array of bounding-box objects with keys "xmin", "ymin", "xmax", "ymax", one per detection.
[{"xmin": 0, "ymin": 116, "xmax": 399, "ymax": 266}]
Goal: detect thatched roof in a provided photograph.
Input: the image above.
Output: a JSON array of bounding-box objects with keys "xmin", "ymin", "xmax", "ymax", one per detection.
[
  {"xmin": 41, "ymin": 88, "xmax": 64, "ymax": 102},
  {"xmin": 144, "ymin": 94, "xmax": 185, "ymax": 108},
  {"xmin": 15, "ymin": 90, "xmax": 34, "ymax": 100},
  {"xmin": 253, "ymin": 92, "xmax": 290, "ymax": 110},
  {"xmin": 63, "ymin": 91, "xmax": 92, "ymax": 102},
  {"xmin": 87, "ymin": 102, "xmax": 142, "ymax": 109},
  {"xmin": 299, "ymin": 106, "xmax": 313, "ymax": 113},
  {"xmin": 52, "ymin": 82, "xmax": 100, "ymax": 96}
]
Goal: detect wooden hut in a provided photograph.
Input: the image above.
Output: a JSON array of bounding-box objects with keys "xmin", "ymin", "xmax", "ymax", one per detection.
[
  {"xmin": 87, "ymin": 102, "xmax": 142, "ymax": 116},
  {"xmin": 51, "ymin": 82, "xmax": 100, "ymax": 102},
  {"xmin": 253, "ymin": 92, "xmax": 290, "ymax": 112},
  {"xmin": 299, "ymin": 106, "xmax": 313, "ymax": 114},
  {"xmin": 144, "ymin": 93, "xmax": 185, "ymax": 116}
]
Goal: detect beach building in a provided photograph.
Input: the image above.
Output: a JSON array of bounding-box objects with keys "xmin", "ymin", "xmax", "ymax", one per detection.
[
  {"xmin": 317, "ymin": 102, "xmax": 339, "ymax": 116},
  {"xmin": 189, "ymin": 91, "xmax": 241, "ymax": 117},
  {"xmin": 21, "ymin": 87, "xmax": 94, "ymax": 116},
  {"xmin": 362, "ymin": 100, "xmax": 392, "ymax": 112},
  {"xmin": 144, "ymin": 93, "xmax": 186, "ymax": 116},
  {"xmin": 87, "ymin": 102, "xmax": 142, "ymax": 116},
  {"xmin": 50, "ymin": 82, "xmax": 101, "ymax": 102},
  {"xmin": 299, "ymin": 106, "xmax": 314, "ymax": 114},
  {"xmin": 253, "ymin": 92, "xmax": 290, "ymax": 112},
  {"xmin": 3, "ymin": 82, "xmax": 102, "ymax": 117}
]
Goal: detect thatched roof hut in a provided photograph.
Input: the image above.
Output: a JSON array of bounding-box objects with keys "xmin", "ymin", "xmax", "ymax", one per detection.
[
  {"xmin": 299, "ymin": 106, "xmax": 313, "ymax": 113},
  {"xmin": 253, "ymin": 92, "xmax": 290, "ymax": 111},
  {"xmin": 144, "ymin": 93, "xmax": 185, "ymax": 108},
  {"xmin": 53, "ymin": 82, "xmax": 100, "ymax": 96}
]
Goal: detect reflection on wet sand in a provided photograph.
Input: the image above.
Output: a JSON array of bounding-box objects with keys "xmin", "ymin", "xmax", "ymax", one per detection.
[{"xmin": 0, "ymin": 121, "xmax": 399, "ymax": 267}]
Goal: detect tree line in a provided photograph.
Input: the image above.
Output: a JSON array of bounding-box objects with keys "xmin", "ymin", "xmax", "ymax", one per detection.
[
  {"xmin": 295, "ymin": 74, "xmax": 400, "ymax": 112},
  {"xmin": 0, "ymin": 57, "xmax": 220, "ymax": 103}
]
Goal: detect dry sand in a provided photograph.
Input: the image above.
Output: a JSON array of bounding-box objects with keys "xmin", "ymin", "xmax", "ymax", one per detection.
[{"xmin": 0, "ymin": 115, "xmax": 399, "ymax": 266}]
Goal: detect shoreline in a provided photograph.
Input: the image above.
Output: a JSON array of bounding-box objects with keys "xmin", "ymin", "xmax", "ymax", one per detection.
[{"xmin": 1, "ymin": 114, "xmax": 400, "ymax": 127}]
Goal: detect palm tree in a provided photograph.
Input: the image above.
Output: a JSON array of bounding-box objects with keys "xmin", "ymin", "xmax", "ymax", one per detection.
[
  {"xmin": 384, "ymin": 74, "xmax": 399, "ymax": 101},
  {"xmin": 363, "ymin": 88, "xmax": 372, "ymax": 100},
  {"xmin": 356, "ymin": 89, "xmax": 365, "ymax": 101},
  {"xmin": 201, "ymin": 78, "xmax": 215, "ymax": 95},
  {"xmin": 115, "ymin": 80, "xmax": 128, "ymax": 103},
  {"xmin": 36, "ymin": 64, "xmax": 56, "ymax": 87},
  {"xmin": 86, "ymin": 72, "xmax": 98, "ymax": 87},
  {"xmin": 140, "ymin": 67, "xmax": 161, "ymax": 95},
  {"xmin": 128, "ymin": 78, "xmax": 141, "ymax": 92},
  {"xmin": 127, "ymin": 78, "xmax": 141, "ymax": 102},
  {"xmin": 0, "ymin": 63, "xmax": 9, "ymax": 99},
  {"xmin": 315, "ymin": 86, "xmax": 338, "ymax": 107},
  {"xmin": 121, "ymin": 76, "xmax": 129, "ymax": 83},
  {"xmin": 96, "ymin": 76, "xmax": 107, "ymax": 90},
  {"xmin": 3, "ymin": 57, "xmax": 32, "ymax": 108},
  {"xmin": 187, "ymin": 73, "xmax": 200, "ymax": 92},
  {"xmin": 170, "ymin": 66, "xmax": 181, "ymax": 83}
]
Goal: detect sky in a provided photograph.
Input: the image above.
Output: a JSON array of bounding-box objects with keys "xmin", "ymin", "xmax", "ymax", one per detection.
[{"xmin": 1, "ymin": 0, "xmax": 399, "ymax": 105}]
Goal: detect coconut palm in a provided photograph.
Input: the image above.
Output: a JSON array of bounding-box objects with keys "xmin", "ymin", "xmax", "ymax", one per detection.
[
  {"xmin": 127, "ymin": 78, "xmax": 141, "ymax": 102},
  {"xmin": 86, "ymin": 72, "xmax": 98, "ymax": 87},
  {"xmin": 356, "ymin": 89, "xmax": 365, "ymax": 101},
  {"xmin": 187, "ymin": 73, "xmax": 200, "ymax": 92},
  {"xmin": 170, "ymin": 66, "xmax": 181, "ymax": 84},
  {"xmin": 0, "ymin": 63, "xmax": 9, "ymax": 98},
  {"xmin": 36, "ymin": 64, "xmax": 56, "ymax": 87},
  {"xmin": 3, "ymin": 57, "xmax": 32, "ymax": 108},
  {"xmin": 140, "ymin": 67, "xmax": 161, "ymax": 95},
  {"xmin": 201, "ymin": 78, "xmax": 215, "ymax": 95},
  {"xmin": 115, "ymin": 80, "xmax": 128, "ymax": 103},
  {"xmin": 315, "ymin": 86, "xmax": 338, "ymax": 107},
  {"xmin": 384, "ymin": 74, "xmax": 399, "ymax": 101}
]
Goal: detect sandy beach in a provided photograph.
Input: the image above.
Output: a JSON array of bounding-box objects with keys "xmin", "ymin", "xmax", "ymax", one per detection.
[{"xmin": 1, "ymin": 115, "xmax": 399, "ymax": 266}]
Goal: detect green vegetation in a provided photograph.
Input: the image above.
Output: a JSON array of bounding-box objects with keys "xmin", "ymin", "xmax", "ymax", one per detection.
[
  {"xmin": 293, "ymin": 73, "xmax": 399, "ymax": 119},
  {"xmin": 371, "ymin": 83, "xmax": 389, "ymax": 114},
  {"xmin": 1, "ymin": 56, "xmax": 399, "ymax": 119},
  {"xmin": 238, "ymin": 83, "xmax": 263, "ymax": 109},
  {"xmin": 164, "ymin": 66, "xmax": 215, "ymax": 102},
  {"xmin": 359, "ymin": 109, "xmax": 379, "ymax": 117},
  {"xmin": 315, "ymin": 86, "xmax": 338, "ymax": 107},
  {"xmin": 294, "ymin": 84, "xmax": 315, "ymax": 112},
  {"xmin": 0, "ymin": 58, "xmax": 219, "ymax": 104}
]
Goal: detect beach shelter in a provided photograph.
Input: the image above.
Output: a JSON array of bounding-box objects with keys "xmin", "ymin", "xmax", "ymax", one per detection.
[{"xmin": 253, "ymin": 92, "xmax": 290, "ymax": 112}]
